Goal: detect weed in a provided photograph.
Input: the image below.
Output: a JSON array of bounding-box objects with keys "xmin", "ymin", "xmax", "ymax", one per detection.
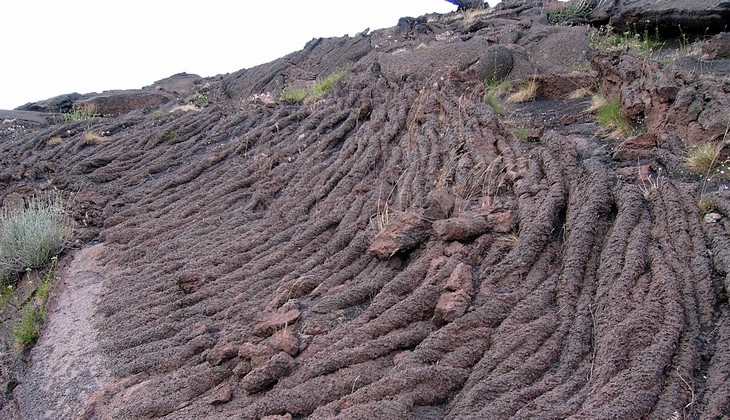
[
  {"xmin": 510, "ymin": 127, "xmax": 532, "ymax": 142},
  {"xmin": 693, "ymin": 124, "xmax": 730, "ymax": 212},
  {"xmin": 161, "ymin": 129, "xmax": 177, "ymax": 141},
  {"xmin": 696, "ymin": 197, "xmax": 714, "ymax": 214},
  {"xmin": 590, "ymin": 94, "xmax": 630, "ymax": 136},
  {"xmin": 483, "ymin": 78, "xmax": 511, "ymax": 115},
  {"xmin": 280, "ymin": 69, "xmax": 348, "ymax": 103},
  {"xmin": 547, "ymin": 0, "xmax": 593, "ymax": 25},
  {"xmin": 62, "ymin": 104, "xmax": 99, "ymax": 122},
  {"xmin": 0, "ymin": 193, "xmax": 69, "ymax": 284},
  {"xmin": 12, "ymin": 304, "xmax": 42, "ymax": 348},
  {"xmin": 507, "ymin": 80, "xmax": 537, "ymax": 103},
  {"xmin": 503, "ymin": 232, "xmax": 519, "ymax": 249},
  {"xmin": 280, "ymin": 87, "xmax": 309, "ymax": 103},
  {"xmin": 686, "ymin": 142, "xmax": 728, "ymax": 179},
  {"xmin": 311, "ymin": 70, "xmax": 348, "ymax": 99},
  {"xmin": 183, "ymin": 83, "xmax": 212, "ymax": 108},
  {"xmin": 590, "ymin": 24, "xmax": 660, "ymax": 55}
]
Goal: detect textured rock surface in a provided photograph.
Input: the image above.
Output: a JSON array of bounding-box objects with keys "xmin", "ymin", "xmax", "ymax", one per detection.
[{"xmin": 0, "ymin": 1, "xmax": 728, "ymax": 419}]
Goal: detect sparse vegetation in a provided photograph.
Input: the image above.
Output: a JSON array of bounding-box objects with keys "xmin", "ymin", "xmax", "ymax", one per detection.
[
  {"xmin": 83, "ymin": 132, "xmax": 105, "ymax": 145},
  {"xmin": 686, "ymin": 142, "xmax": 729, "ymax": 180},
  {"xmin": 280, "ymin": 69, "xmax": 348, "ymax": 103},
  {"xmin": 183, "ymin": 83, "xmax": 212, "ymax": 108},
  {"xmin": 547, "ymin": 0, "xmax": 593, "ymax": 25},
  {"xmin": 0, "ymin": 193, "xmax": 69, "ymax": 285},
  {"xmin": 510, "ymin": 127, "xmax": 533, "ymax": 142},
  {"xmin": 568, "ymin": 87, "xmax": 592, "ymax": 100},
  {"xmin": 590, "ymin": 24, "xmax": 660, "ymax": 55},
  {"xmin": 12, "ymin": 303, "xmax": 42, "ymax": 348},
  {"xmin": 46, "ymin": 136, "xmax": 63, "ymax": 146},
  {"xmin": 62, "ymin": 104, "xmax": 99, "ymax": 122},
  {"xmin": 11, "ymin": 256, "xmax": 57, "ymax": 349},
  {"xmin": 483, "ymin": 78, "xmax": 511, "ymax": 115},
  {"xmin": 507, "ymin": 80, "xmax": 537, "ymax": 103},
  {"xmin": 280, "ymin": 87, "xmax": 309, "ymax": 103},
  {"xmin": 590, "ymin": 94, "xmax": 630, "ymax": 135}
]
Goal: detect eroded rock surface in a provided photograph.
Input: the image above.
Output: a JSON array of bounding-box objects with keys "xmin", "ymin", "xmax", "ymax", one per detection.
[{"xmin": 0, "ymin": 0, "xmax": 729, "ymax": 418}]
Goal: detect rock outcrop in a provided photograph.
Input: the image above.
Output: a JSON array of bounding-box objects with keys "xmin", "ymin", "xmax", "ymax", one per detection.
[{"xmin": 0, "ymin": 0, "xmax": 728, "ymax": 418}]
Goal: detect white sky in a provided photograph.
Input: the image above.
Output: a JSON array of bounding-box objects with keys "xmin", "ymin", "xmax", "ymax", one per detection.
[{"xmin": 0, "ymin": 1, "xmax": 507, "ymax": 110}]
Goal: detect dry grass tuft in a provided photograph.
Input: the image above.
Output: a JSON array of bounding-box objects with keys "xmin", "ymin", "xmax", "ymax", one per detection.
[
  {"xmin": 568, "ymin": 87, "xmax": 592, "ymax": 100},
  {"xmin": 507, "ymin": 80, "xmax": 537, "ymax": 103},
  {"xmin": 83, "ymin": 132, "xmax": 105, "ymax": 145}
]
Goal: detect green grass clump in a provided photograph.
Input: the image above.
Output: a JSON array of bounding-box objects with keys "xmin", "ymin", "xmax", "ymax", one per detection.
[
  {"xmin": 686, "ymin": 142, "xmax": 729, "ymax": 179},
  {"xmin": 280, "ymin": 86, "xmax": 309, "ymax": 103},
  {"xmin": 12, "ymin": 304, "xmax": 43, "ymax": 348},
  {"xmin": 483, "ymin": 78, "xmax": 511, "ymax": 116},
  {"xmin": 280, "ymin": 69, "xmax": 348, "ymax": 103},
  {"xmin": 590, "ymin": 95, "xmax": 630, "ymax": 136},
  {"xmin": 11, "ymin": 256, "xmax": 58, "ymax": 350},
  {"xmin": 1, "ymin": 194, "xmax": 69, "ymax": 284},
  {"xmin": 62, "ymin": 105, "xmax": 99, "ymax": 122},
  {"xmin": 311, "ymin": 69, "xmax": 348, "ymax": 99}
]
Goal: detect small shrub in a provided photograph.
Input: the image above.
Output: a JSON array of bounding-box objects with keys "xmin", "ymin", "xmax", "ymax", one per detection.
[
  {"xmin": 507, "ymin": 80, "xmax": 537, "ymax": 103},
  {"xmin": 0, "ymin": 193, "xmax": 69, "ymax": 284}
]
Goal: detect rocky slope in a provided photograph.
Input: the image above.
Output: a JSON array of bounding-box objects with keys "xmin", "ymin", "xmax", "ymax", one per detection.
[{"xmin": 1, "ymin": 0, "xmax": 729, "ymax": 418}]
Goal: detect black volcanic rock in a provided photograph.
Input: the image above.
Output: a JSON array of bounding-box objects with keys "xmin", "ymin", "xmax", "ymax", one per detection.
[{"xmin": 591, "ymin": 0, "xmax": 730, "ymax": 35}]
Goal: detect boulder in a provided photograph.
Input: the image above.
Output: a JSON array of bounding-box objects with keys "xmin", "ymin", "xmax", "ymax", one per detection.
[
  {"xmin": 369, "ymin": 212, "xmax": 430, "ymax": 259},
  {"xmin": 471, "ymin": 45, "xmax": 514, "ymax": 82},
  {"xmin": 591, "ymin": 0, "xmax": 730, "ymax": 35}
]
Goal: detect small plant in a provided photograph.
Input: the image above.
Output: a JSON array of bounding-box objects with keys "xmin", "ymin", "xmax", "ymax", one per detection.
[
  {"xmin": 547, "ymin": 0, "xmax": 593, "ymax": 25},
  {"xmin": 280, "ymin": 69, "xmax": 348, "ymax": 103},
  {"xmin": 183, "ymin": 83, "xmax": 212, "ymax": 108},
  {"xmin": 46, "ymin": 136, "xmax": 63, "ymax": 146},
  {"xmin": 311, "ymin": 69, "xmax": 348, "ymax": 99},
  {"xmin": 510, "ymin": 127, "xmax": 533, "ymax": 142},
  {"xmin": 507, "ymin": 80, "xmax": 537, "ymax": 103},
  {"xmin": 12, "ymin": 304, "xmax": 42, "ymax": 348},
  {"xmin": 0, "ymin": 193, "xmax": 69, "ymax": 284},
  {"xmin": 568, "ymin": 87, "xmax": 592, "ymax": 100},
  {"xmin": 62, "ymin": 104, "xmax": 99, "ymax": 122},
  {"xmin": 686, "ymin": 142, "xmax": 727, "ymax": 177},
  {"xmin": 590, "ymin": 94, "xmax": 630, "ymax": 136},
  {"xmin": 83, "ymin": 132, "xmax": 105, "ymax": 145},
  {"xmin": 590, "ymin": 24, "xmax": 660, "ymax": 55},
  {"xmin": 483, "ymin": 78, "xmax": 511, "ymax": 115},
  {"xmin": 280, "ymin": 86, "xmax": 309, "ymax": 103},
  {"xmin": 696, "ymin": 197, "xmax": 714, "ymax": 214}
]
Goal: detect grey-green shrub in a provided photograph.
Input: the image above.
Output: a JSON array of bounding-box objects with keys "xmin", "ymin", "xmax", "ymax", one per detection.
[{"xmin": 0, "ymin": 194, "xmax": 69, "ymax": 283}]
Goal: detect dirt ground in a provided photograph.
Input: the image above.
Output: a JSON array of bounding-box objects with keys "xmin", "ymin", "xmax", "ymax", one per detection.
[{"xmin": 1, "ymin": 1, "xmax": 729, "ymax": 418}]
